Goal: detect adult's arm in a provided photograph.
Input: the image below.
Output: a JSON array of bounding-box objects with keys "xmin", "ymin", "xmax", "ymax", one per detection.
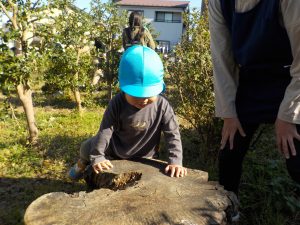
[
  {"xmin": 278, "ymin": 0, "xmax": 300, "ymax": 124},
  {"xmin": 208, "ymin": 0, "xmax": 239, "ymax": 118},
  {"xmin": 144, "ymin": 28, "xmax": 156, "ymax": 50}
]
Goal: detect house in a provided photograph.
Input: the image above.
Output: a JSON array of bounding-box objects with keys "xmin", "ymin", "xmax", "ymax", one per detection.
[{"xmin": 114, "ymin": 0, "xmax": 190, "ymax": 53}]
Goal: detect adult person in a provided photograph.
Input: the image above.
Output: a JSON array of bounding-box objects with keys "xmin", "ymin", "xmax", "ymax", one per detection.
[
  {"xmin": 122, "ymin": 11, "xmax": 156, "ymax": 50},
  {"xmin": 208, "ymin": 0, "xmax": 300, "ymax": 195}
]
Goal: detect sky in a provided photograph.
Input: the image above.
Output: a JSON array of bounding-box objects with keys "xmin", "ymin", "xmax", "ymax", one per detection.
[
  {"xmin": 0, "ymin": 0, "xmax": 200, "ymax": 25},
  {"xmin": 74, "ymin": 0, "xmax": 202, "ymax": 11}
]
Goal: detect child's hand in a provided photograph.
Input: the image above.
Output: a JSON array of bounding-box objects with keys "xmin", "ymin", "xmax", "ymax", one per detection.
[
  {"xmin": 93, "ymin": 160, "xmax": 113, "ymax": 174},
  {"xmin": 165, "ymin": 164, "xmax": 187, "ymax": 178}
]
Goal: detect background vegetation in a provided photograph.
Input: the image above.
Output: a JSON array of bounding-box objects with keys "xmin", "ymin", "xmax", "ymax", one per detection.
[{"xmin": 0, "ymin": 0, "xmax": 299, "ymax": 224}]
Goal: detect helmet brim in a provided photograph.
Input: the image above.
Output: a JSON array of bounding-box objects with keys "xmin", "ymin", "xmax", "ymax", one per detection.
[{"xmin": 121, "ymin": 82, "xmax": 165, "ymax": 98}]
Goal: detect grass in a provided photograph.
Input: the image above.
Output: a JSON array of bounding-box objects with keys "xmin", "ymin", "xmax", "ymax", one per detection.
[
  {"xmin": 0, "ymin": 103, "xmax": 104, "ymax": 225},
  {"xmin": 0, "ymin": 96, "xmax": 299, "ymax": 225},
  {"xmin": 238, "ymin": 126, "xmax": 300, "ymax": 225}
]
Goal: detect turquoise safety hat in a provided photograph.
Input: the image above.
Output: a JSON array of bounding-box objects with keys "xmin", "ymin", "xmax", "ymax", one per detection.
[{"xmin": 118, "ymin": 45, "xmax": 165, "ymax": 98}]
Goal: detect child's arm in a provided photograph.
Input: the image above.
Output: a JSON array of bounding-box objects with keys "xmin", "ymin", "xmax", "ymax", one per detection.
[
  {"xmin": 162, "ymin": 100, "xmax": 187, "ymax": 177},
  {"xmin": 89, "ymin": 118, "xmax": 114, "ymax": 166},
  {"xmin": 89, "ymin": 98, "xmax": 118, "ymax": 172}
]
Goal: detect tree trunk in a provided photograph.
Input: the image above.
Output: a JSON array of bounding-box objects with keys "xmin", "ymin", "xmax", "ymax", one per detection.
[
  {"xmin": 108, "ymin": 81, "xmax": 113, "ymax": 100},
  {"xmin": 201, "ymin": 0, "xmax": 207, "ymax": 13},
  {"xmin": 73, "ymin": 87, "xmax": 82, "ymax": 113},
  {"xmin": 106, "ymin": 45, "xmax": 113, "ymax": 100},
  {"xmin": 2, "ymin": 2, "xmax": 38, "ymax": 143},
  {"xmin": 16, "ymin": 84, "xmax": 38, "ymax": 143},
  {"xmin": 74, "ymin": 50, "xmax": 83, "ymax": 113}
]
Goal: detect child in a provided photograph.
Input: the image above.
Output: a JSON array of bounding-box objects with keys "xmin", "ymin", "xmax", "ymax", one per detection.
[
  {"xmin": 122, "ymin": 11, "xmax": 156, "ymax": 50},
  {"xmin": 69, "ymin": 45, "xmax": 187, "ymax": 180}
]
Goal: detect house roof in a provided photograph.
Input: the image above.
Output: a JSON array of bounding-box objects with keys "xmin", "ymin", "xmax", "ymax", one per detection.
[{"xmin": 114, "ymin": 0, "xmax": 190, "ymax": 8}]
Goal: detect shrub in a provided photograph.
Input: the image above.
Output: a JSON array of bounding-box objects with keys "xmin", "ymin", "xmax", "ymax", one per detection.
[{"xmin": 166, "ymin": 4, "xmax": 221, "ymax": 148}]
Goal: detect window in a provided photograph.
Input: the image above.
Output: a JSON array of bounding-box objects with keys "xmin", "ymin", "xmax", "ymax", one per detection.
[
  {"xmin": 156, "ymin": 40, "xmax": 170, "ymax": 53},
  {"xmin": 155, "ymin": 12, "xmax": 181, "ymax": 23}
]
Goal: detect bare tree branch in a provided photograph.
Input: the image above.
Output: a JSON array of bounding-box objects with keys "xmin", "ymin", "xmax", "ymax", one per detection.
[
  {"xmin": 0, "ymin": 2, "xmax": 14, "ymax": 24},
  {"xmin": 28, "ymin": 18, "xmax": 39, "ymax": 23},
  {"xmin": 5, "ymin": 0, "xmax": 20, "ymax": 29},
  {"xmin": 32, "ymin": 0, "xmax": 41, "ymax": 10}
]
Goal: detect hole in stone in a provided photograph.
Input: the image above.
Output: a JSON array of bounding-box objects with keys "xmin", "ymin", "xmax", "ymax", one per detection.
[{"xmin": 84, "ymin": 170, "xmax": 142, "ymax": 191}]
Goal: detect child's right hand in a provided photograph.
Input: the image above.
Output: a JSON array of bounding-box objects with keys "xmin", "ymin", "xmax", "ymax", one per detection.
[{"xmin": 93, "ymin": 160, "xmax": 113, "ymax": 174}]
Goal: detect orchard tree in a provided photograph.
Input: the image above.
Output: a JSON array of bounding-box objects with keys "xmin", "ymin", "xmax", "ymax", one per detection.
[
  {"xmin": 0, "ymin": 0, "xmax": 64, "ymax": 143},
  {"xmin": 167, "ymin": 1, "xmax": 220, "ymax": 145},
  {"xmin": 44, "ymin": 7, "xmax": 95, "ymax": 112},
  {"xmin": 90, "ymin": 0, "xmax": 127, "ymax": 100}
]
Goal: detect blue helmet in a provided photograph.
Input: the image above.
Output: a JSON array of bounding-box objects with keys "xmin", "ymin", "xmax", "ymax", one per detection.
[{"xmin": 118, "ymin": 45, "xmax": 165, "ymax": 98}]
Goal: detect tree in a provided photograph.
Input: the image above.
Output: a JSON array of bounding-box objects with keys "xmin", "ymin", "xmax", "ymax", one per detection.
[
  {"xmin": 0, "ymin": 0, "xmax": 75, "ymax": 143},
  {"xmin": 90, "ymin": 0, "xmax": 127, "ymax": 100},
  {"xmin": 43, "ymin": 6, "xmax": 95, "ymax": 113},
  {"xmin": 0, "ymin": 0, "xmax": 52, "ymax": 143},
  {"xmin": 166, "ymin": 1, "xmax": 220, "ymax": 145}
]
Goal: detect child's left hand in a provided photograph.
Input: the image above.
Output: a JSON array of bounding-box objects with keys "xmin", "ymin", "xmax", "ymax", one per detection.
[{"xmin": 165, "ymin": 164, "xmax": 187, "ymax": 177}]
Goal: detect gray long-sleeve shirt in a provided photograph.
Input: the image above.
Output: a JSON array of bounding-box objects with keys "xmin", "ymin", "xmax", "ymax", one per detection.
[
  {"xmin": 90, "ymin": 92, "xmax": 183, "ymax": 166},
  {"xmin": 209, "ymin": 0, "xmax": 300, "ymax": 124}
]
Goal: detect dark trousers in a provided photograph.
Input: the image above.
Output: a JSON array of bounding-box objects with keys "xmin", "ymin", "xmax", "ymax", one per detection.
[{"xmin": 219, "ymin": 123, "xmax": 300, "ymax": 195}]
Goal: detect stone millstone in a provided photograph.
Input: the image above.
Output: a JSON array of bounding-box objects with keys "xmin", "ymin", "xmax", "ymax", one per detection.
[{"xmin": 24, "ymin": 159, "xmax": 238, "ymax": 225}]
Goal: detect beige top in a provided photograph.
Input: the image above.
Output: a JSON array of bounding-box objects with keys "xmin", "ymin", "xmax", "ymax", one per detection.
[{"xmin": 208, "ymin": 0, "xmax": 300, "ymax": 124}]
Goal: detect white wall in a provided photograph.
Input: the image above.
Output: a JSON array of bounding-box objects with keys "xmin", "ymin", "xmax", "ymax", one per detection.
[{"xmin": 120, "ymin": 6, "xmax": 185, "ymax": 48}]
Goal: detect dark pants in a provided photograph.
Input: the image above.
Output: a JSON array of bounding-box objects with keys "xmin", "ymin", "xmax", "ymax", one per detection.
[{"xmin": 219, "ymin": 123, "xmax": 300, "ymax": 195}]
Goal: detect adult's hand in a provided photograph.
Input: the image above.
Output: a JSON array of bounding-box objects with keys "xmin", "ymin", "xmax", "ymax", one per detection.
[
  {"xmin": 275, "ymin": 118, "xmax": 300, "ymax": 159},
  {"xmin": 221, "ymin": 117, "xmax": 246, "ymax": 150}
]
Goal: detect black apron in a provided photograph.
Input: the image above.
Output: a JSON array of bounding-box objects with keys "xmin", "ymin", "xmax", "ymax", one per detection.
[{"xmin": 220, "ymin": 0, "xmax": 293, "ymax": 123}]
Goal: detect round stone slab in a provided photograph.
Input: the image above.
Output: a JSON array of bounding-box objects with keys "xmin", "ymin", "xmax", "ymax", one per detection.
[{"xmin": 24, "ymin": 159, "xmax": 238, "ymax": 225}]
